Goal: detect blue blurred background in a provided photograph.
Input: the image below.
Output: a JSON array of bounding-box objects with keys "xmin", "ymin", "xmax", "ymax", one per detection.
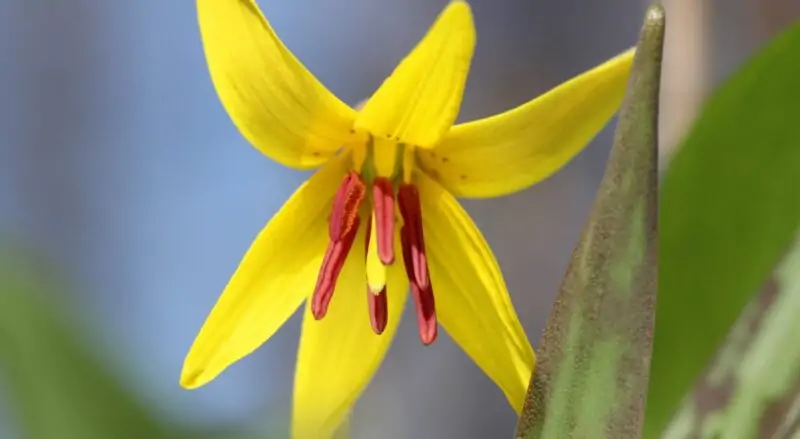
[{"xmin": 1, "ymin": 0, "xmax": 797, "ymax": 437}]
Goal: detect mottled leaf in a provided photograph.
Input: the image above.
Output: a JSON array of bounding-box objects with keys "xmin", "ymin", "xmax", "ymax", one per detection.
[
  {"xmin": 514, "ymin": 5, "xmax": 663, "ymax": 439},
  {"xmin": 663, "ymin": 234, "xmax": 800, "ymax": 439},
  {"xmin": 646, "ymin": 21, "xmax": 800, "ymax": 437}
]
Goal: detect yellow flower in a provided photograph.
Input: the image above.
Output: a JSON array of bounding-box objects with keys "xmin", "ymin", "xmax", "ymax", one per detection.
[{"xmin": 181, "ymin": 0, "xmax": 634, "ymax": 437}]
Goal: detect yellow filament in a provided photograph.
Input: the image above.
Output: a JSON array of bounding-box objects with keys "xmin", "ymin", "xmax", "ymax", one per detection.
[
  {"xmin": 351, "ymin": 142, "xmax": 367, "ymax": 172},
  {"xmin": 402, "ymin": 145, "xmax": 415, "ymax": 183},
  {"xmin": 372, "ymin": 137, "xmax": 398, "ymax": 177}
]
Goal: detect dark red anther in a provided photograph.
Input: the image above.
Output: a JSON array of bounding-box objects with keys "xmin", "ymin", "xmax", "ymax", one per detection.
[
  {"xmin": 372, "ymin": 177, "xmax": 396, "ymax": 265},
  {"xmin": 401, "ymin": 225, "xmax": 437, "ymax": 345},
  {"xmin": 312, "ymin": 217, "xmax": 360, "ymax": 320},
  {"xmin": 368, "ymin": 287, "xmax": 389, "ymax": 334},
  {"xmin": 397, "ymin": 184, "xmax": 429, "ymax": 291},
  {"xmin": 329, "ymin": 172, "xmax": 366, "ymax": 242},
  {"xmin": 313, "ymin": 172, "xmax": 366, "ymax": 319}
]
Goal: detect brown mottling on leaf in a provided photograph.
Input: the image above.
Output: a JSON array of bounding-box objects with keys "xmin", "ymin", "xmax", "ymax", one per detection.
[{"xmin": 666, "ymin": 275, "xmax": 800, "ymax": 438}]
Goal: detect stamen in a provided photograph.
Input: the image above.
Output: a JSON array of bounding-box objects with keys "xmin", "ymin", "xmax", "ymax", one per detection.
[
  {"xmin": 401, "ymin": 225, "xmax": 437, "ymax": 345},
  {"xmin": 368, "ymin": 286, "xmax": 389, "ymax": 334},
  {"xmin": 372, "ymin": 177, "xmax": 395, "ymax": 264},
  {"xmin": 312, "ymin": 217, "xmax": 360, "ymax": 320},
  {"xmin": 313, "ymin": 172, "xmax": 367, "ymax": 320},
  {"xmin": 402, "ymin": 145, "xmax": 415, "ymax": 183},
  {"xmin": 329, "ymin": 172, "xmax": 366, "ymax": 242},
  {"xmin": 397, "ymin": 184, "xmax": 430, "ymax": 290}
]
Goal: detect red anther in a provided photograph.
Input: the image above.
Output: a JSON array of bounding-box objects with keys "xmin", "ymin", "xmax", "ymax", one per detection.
[
  {"xmin": 372, "ymin": 177, "xmax": 396, "ymax": 265},
  {"xmin": 401, "ymin": 226, "xmax": 437, "ymax": 345},
  {"xmin": 329, "ymin": 172, "xmax": 366, "ymax": 242},
  {"xmin": 312, "ymin": 217, "xmax": 360, "ymax": 320},
  {"xmin": 411, "ymin": 282, "xmax": 437, "ymax": 345},
  {"xmin": 397, "ymin": 184, "xmax": 429, "ymax": 291},
  {"xmin": 368, "ymin": 286, "xmax": 389, "ymax": 335}
]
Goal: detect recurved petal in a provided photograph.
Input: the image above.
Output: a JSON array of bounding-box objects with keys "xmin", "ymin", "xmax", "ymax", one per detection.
[
  {"xmin": 354, "ymin": 1, "xmax": 475, "ymax": 148},
  {"xmin": 180, "ymin": 155, "xmax": 350, "ymax": 389},
  {"xmin": 198, "ymin": 0, "xmax": 357, "ymax": 169},
  {"xmin": 292, "ymin": 234, "xmax": 408, "ymax": 439},
  {"xmin": 420, "ymin": 49, "xmax": 635, "ymax": 198},
  {"xmin": 416, "ymin": 171, "xmax": 535, "ymax": 412}
]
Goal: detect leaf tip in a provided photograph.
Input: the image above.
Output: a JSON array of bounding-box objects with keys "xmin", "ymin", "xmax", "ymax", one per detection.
[{"xmin": 644, "ymin": 4, "xmax": 666, "ymax": 29}]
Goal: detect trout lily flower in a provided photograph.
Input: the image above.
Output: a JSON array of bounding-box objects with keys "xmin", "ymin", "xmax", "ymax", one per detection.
[{"xmin": 182, "ymin": 0, "xmax": 634, "ymax": 437}]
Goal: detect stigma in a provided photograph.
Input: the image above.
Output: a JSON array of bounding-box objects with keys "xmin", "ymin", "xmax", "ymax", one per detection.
[{"xmin": 310, "ymin": 141, "xmax": 438, "ymax": 345}]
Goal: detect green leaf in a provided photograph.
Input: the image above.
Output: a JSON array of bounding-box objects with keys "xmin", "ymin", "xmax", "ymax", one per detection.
[
  {"xmin": 514, "ymin": 5, "xmax": 663, "ymax": 439},
  {"xmin": 0, "ymin": 250, "xmax": 273, "ymax": 439},
  {"xmin": 663, "ymin": 235, "xmax": 800, "ymax": 439},
  {"xmin": 0, "ymin": 255, "xmax": 170, "ymax": 439},
  {"xmin": 646, "ymin": 21, "xmax": 800, "ymax": 437}
]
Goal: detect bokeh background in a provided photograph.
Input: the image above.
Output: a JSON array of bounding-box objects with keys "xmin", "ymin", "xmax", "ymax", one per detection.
[{"xmin": 0, "ymin": 0, "xmax": 797, "ymax": 438}]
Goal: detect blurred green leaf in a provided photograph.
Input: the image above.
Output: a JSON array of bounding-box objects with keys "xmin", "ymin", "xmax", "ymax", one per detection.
[
  {"xmin": 0, "ymin": 257, "xmax": 170, "ymax": 439},
  {"xmin": 647, "ymin": 21, "xmax": 800, "ymax": 437},
  {"xmin": 514, "ymin": 5, "xmax": 662, "ymax": 439},
  {"xmin": 663, "ymin": 235, "xmax": 800, "ymax": 438},
  {"xmin": 0, "ymin": 253, "xmax": 269, "ymax": 439}
]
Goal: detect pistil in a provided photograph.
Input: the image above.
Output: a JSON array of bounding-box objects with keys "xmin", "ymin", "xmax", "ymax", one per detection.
[
  {"xmin": 366, "ymin": 214, "xmax": 387, "ymax": 294},
  {"xmin": 364, "ymin": 215, "xmax": 389, "ymax": 334},
  {"xmin": 368, "ymin": 288, "xmax": 389, "ymax": 334}
]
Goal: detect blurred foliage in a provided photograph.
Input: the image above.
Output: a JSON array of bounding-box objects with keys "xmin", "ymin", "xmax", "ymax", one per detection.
[
  {"xmin": 0, "ymin": 254, "xmax": 166, "ymax": 439},
  {"xmin": 515, "ymin": 5, "xmax": 662, "ymax": 439},
  {"xmin": 0, "ymin": 251, "xmax": 264, "ymax": 439},
  {"xmin": 646, "ymin": 19, "xmax": 800, "ymax": 438}
]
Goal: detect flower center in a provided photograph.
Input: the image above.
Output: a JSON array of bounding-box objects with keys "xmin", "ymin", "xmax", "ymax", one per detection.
[{"xmin": 310, "ymin": 137, "xmax": 438, "ymax": 345}]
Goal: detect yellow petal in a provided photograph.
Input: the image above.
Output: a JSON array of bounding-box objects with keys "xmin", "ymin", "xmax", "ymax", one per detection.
[
  {"xmin": 354, "ymin": 1, "xmax": 475, "ymax": 148},
  {"xmin": 292, "ymin": 232, "xmax": 408, "ymax": 439},
  {"xmin": 420, "ymin": 49, "xmax": 635, "ymax": 198},
  {"xmin": 198, "ymin": 0, "xmax": 357, "ymax": 169},
  {"xmin": 416, "ymin": 171, "xmax": 535, "ymax": 411},
  {"xmin": 180, "ymin": 155, "xmax": 350, "ymax": 389}
]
